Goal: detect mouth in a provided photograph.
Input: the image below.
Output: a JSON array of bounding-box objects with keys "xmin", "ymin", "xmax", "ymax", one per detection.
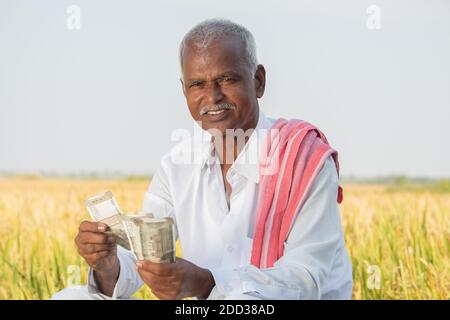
[
  {"xmin": 202, "ymin": 108, "xmax": 232, "ymax": 122},
  {"xmin": 204, "ymin": 109, "xmax": 227, "ymax": 115},
  {"xmin": 199, "ymin": 104, "xmax": 235, "ymax": 122}
]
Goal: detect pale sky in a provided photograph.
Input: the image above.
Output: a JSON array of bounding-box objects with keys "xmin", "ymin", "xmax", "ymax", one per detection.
[{"xmin": 1, "ymin": 0, "xmax": 449, "ymax": 178}]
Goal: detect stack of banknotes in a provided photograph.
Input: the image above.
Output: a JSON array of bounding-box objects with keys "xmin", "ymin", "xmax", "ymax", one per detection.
[{"xmin": 85, "ymin": 191, "xmax": 175, "ymax": 263}]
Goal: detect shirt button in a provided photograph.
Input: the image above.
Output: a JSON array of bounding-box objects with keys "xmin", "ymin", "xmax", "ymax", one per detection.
[{"xmin": 227, "ymin": 245, "xmax": 234, "ymax": 253}]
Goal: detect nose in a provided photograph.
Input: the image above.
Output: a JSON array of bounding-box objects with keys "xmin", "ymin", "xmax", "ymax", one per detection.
[{"xmin": 204, "ymin": 80, "xmax": 225, "ymax": 105}]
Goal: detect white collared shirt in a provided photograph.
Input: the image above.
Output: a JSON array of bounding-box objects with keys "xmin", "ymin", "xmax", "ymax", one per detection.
[{"xmin": 87, "ymin": 111, "xmax": 353, "ymax": 299}]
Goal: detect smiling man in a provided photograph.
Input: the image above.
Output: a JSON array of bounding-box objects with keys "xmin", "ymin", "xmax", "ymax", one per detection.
[{"xmin": 53, "ymin": 18, "xmax": 352, "ymax": 300}]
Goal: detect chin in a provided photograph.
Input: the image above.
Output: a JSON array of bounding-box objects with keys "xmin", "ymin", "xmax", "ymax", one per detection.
[{"xmin": 202, "ymin": 119, "xmax": 238, "ymax": 135}]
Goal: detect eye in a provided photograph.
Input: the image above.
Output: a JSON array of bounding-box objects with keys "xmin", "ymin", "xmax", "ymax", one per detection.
[
  {"xmin": 219, "ymin": 76, "xmax": 235, "ymax": 84},
  {"xmin": 188, "ymin": 80, "xmax": 203, "ymax": 88}
]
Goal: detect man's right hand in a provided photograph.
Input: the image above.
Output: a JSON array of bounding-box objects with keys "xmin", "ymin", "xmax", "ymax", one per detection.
[{"xmin": 75, "ymin": 221, "xmax": 120, "ymax": 296}]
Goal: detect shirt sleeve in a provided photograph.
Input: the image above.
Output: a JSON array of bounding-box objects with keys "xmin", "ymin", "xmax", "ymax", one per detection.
[
  {"xmin": 86, "ymin": 246, "xmax": 144, "ymax": 299},
  {"xmin": 209, "ymin": 156, "xmax": 344, "ymax": 300},
  {"xmin": 86, "ymin": 162, "xmax": 176, "ymax": 299}
]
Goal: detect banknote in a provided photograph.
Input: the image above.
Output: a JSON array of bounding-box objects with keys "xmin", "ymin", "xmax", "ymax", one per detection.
[
  {"xmin": 85, "ymin": 192, "xmax": 175, "ymax": 263},
  {"xmin": 127, "ymin": 216, "xmax": 176, "ymax": 263},
  {"xmin": 84, "ymin": 191, "xmax": 132, "ymax": 251},
  {"xmin": 122, "ymin": 216, "xmax": 143, "ymax": 259}
]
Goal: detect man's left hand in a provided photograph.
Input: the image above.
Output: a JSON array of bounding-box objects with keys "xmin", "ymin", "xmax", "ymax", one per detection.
[{"xmin": 136, "ymin": 257, "xmax": 215, "ymax": 300}]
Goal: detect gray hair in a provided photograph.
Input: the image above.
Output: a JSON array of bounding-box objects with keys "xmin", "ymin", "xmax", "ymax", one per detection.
[{"xmin": 179, "ymin": 18, "xmax": 258, "ymax": 75}]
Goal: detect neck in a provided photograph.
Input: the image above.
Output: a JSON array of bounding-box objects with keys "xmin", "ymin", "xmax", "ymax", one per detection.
[
  {"xmin": 214, "ymin": 122, "xmax": 259, "ymax": 165},
  {"xmin": 212, "ymin": 106, "xmax": 260, "ymax": 165},
  {"xmin": 216, "ymin": 134, "xmax": 250, "ymax": 166}
]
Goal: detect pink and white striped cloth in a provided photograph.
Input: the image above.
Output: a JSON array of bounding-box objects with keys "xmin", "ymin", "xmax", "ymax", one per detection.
[{"xmin": 250, "ymin": 118, "xmax": 343, "ymax": 269}]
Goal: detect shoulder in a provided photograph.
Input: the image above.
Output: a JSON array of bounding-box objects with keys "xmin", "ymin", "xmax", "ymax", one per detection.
[
  {"xmin": 318, "ymin": 156, "xmax": 339, "ymax": 184},
  {"xmin": 308, "ymin": 156, "xmax": 339, "ymax": 202}
]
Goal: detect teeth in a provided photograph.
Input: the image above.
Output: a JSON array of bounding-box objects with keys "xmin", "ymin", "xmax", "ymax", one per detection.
[{"xmin": 207, "ymin": 110, "xmax": 226, "ymax": 115}]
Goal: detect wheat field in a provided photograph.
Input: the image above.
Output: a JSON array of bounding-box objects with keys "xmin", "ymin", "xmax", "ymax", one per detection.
[{"xmin": 0, "ymin": 177, "xmax": 448, "ymax": 299}]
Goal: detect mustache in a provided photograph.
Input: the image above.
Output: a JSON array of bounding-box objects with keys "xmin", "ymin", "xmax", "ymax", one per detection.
[{"xmin": 199, "ymin": 103, "xmax": 236, "ymax": 116}]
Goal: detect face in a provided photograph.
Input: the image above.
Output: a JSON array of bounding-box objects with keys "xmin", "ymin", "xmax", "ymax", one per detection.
[{"xmin": 180, "ymin": 35, "xmax": 266, "ymax": 135}]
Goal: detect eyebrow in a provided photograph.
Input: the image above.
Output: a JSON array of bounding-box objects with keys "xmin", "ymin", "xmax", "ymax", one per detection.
[{"xmin": 184, "ymin": 70, "xmax": 241, "ymax": 84}]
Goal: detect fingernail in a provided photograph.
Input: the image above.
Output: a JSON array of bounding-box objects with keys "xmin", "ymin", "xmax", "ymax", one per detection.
[
  {"xmin": 136, "ymin": 262, "xmax": 143, "ymax": 268},
  {"xmin": 98, "ymin": 224, "xmax": 106, "ymax": 232}
]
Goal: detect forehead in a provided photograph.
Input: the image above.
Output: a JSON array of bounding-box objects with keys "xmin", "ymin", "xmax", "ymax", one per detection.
[{"xmin": 181, "ymin": 35, "xmax": 249, "ymax": 78}]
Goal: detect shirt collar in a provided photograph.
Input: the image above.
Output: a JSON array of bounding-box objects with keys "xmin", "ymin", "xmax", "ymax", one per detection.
[{"xmin": 199, "ymin": 110, "xmax": 274, "ymax": 184}]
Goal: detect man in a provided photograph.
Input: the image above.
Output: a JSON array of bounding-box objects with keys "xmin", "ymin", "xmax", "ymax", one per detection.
[{"xmin": 52, "ymin": 18, "xmax": 352, "ymax": 300}]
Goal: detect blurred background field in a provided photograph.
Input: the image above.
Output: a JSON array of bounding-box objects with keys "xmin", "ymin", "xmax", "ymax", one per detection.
[{"xmin": 0, "ymin": 176, "xmax": 448, "ymax": 300}]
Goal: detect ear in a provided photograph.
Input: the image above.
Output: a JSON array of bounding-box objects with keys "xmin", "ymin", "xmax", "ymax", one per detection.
[
  {"xmin": 180, "ymin": 77, "xmax": 187, "ymax": 97},
  {"xmin": 254, "ymin": 64, "xmax": 266, "ymax": 99}
]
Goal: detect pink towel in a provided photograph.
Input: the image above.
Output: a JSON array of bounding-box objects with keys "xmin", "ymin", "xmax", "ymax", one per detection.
[{"xmin": 250, "ymin": 118, "xmax": 343, "ymax": 269}]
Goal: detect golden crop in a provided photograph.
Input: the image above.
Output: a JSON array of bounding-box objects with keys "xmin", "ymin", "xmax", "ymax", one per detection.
[{"xmin": 0, "ymin": 178, "xmax": 448, "ymax": 299}]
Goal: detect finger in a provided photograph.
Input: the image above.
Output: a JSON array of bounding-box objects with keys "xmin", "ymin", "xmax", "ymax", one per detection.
[
  {"xmin": 136, "ymin": 267, "xmax": 160, "ymax": 282},
  {"xmin": 138, "ymin": 267, "xmax": 176, "ymax": 284},
  {"xmin": 136, "ymin": 260, "xmax": 175, "ymax": 276},
  {"xmin": 141, "ymin": 276, "xmax": 178, "ymax": 299},
  {"xmin": 78, "ymin": 243, "xmax": 116, "ymax": 255},
  {"xmin": 83, "ymin": 249, "xmax": 115, "ymax": 262},
  {"xmin": 138, "ymin": 272, "xmax": 178, "ymax": 297},
  {"xmin": 79, "ymin": 220, "xmax": 108, "ymax": 233},
  {"xmin": 144, "ymin": 277, "xmax": 175, "ymax": 293},
  {"xmin": 77, "ymin": 232, "xmax": 116, "ymax": 245}
]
